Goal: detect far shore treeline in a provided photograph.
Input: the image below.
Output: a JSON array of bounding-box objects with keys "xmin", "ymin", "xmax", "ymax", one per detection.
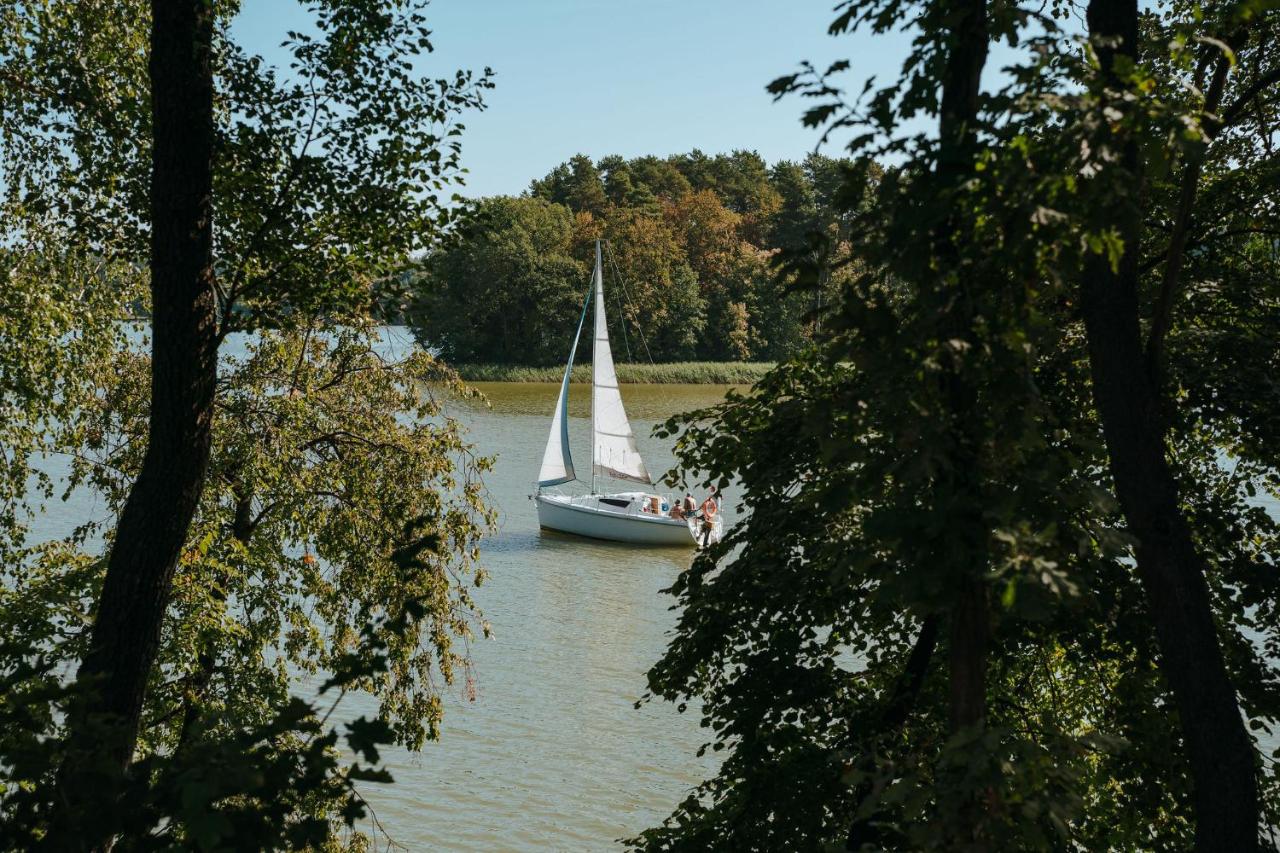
[{"xmin": 407, "ymin": 151, "xmax": 874, "ymax": 366}]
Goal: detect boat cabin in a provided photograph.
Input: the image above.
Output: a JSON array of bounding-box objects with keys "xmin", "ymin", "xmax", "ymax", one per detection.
[{"xmin": 596, "ymin": 492, "xmax": 669, "ymax": 515}]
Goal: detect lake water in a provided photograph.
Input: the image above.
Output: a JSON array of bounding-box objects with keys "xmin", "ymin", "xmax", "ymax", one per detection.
[
  {"xmin": 22, "ymin": 326, "xmax": 734, "ymax": 851},
  {"xmin": 330, "ymin": 378, "xmax": 733, "ymax": 851}
]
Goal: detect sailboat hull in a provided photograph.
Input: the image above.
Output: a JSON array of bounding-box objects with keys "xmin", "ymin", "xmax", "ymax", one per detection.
[{"xmin": 536, "ymin": 492, "xmax": 701, "ymax": 546}]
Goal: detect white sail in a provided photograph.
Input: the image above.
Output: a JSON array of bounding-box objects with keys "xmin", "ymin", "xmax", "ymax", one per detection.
[
  {"xmin": 537, "ymin": 280, "xmax": 592, "ymax": 486},
  {"xmin": 591, "ymin": 242, "xmax": 652, "ymax": 485}
]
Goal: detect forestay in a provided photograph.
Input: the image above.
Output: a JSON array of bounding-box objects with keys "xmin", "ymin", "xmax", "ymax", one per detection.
[{"xmin": 591, "ymin": 242, "xmax": 651, "ymax": 485}]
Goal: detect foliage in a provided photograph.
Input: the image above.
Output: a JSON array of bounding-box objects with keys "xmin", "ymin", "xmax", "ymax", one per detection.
[
  {"xmin": 0, "ymin": 0, "xmax": 496, "ymax": 846},
  {"xmin": 0, "ymin": 587, "xmax": 429, "ymax": 851},
  {"xmin": 0, "ymin": 0, "xmax": 494, "ymax": 329},
  {"xmin": 407, "ymin": 195, "xmax": 590, "ymax": 364},
  {"xmin": 79, "ymin": 326, "xmax": 494, "ymax": 750},
  {"xmin": 212, "ymin": 2, "xmax": 492, "ymax": 330},
  {"xmin": 0, "ymin": 322, "xmax": 495, "ymax": 847},
  {"xmin": 0, "ymin": 242, "xmax": 138, "ymax": 563},
  {"xmin": 634, "ymin": 0, "xmax": 1280, "ymax": 849},
  {"xmin": 408, "ymin": 150, "xmax": 870, "ymax": 364}
]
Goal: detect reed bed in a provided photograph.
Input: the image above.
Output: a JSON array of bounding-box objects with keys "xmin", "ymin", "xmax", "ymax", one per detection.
[{"xmin": 454, "ymin": 362, "xmax": 775, "ymax": 384}]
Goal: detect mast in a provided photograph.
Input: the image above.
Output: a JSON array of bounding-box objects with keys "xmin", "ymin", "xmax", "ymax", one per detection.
[{"xmin": 591, "ymin": 239, "xmax": 601, "ymax": 495}]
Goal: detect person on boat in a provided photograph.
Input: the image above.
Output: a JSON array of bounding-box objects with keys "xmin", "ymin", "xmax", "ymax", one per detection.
[
  {"xmin": 669, "ymin": 501, "xmax": 686, "ymax": 520},
  {"xmin": 699, "ymin": 487, "xmax": 719, "ymax": 546},
  {"xmin": 682, "ymin": 493, "xmax": 696, "ymax": 515}
]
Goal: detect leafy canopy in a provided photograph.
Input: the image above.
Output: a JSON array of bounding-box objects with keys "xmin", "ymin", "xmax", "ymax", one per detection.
[
  {"xmin": 633, "ymin": 0, "xmax": 1280, "ymax": 849},
  {"xmin": 0, "ymin": 0, "xmax": 497, "ymax": 846},
  {"xmin": 409, "ymin": 150, "xmax": 872, "ymax": 364}
]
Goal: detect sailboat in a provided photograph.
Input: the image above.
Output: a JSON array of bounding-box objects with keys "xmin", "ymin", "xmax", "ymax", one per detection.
[{"xmin": 534, "ymin": 241, "xmax": 722, "ymax": 547}]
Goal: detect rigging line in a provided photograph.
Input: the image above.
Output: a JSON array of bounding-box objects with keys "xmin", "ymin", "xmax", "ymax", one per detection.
[
  {"xmin": 606, "ymin": 245, "xmax": 653, "ymax": 366},
  {"xmin": 608, "ymin": 245, "xmax": 633, "ymax": 362},
  {"xmin": 604, "ymin": 242, "xmax": 656, "ymax": 366}
]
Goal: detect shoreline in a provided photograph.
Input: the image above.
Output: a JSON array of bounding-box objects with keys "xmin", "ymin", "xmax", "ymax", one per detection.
[{"xmin": 454, "ymin": 362, "xmax": 774, "ymax": 384}]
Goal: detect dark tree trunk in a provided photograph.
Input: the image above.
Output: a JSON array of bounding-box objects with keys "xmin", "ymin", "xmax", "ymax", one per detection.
[
  {"xmin": 930, "ymin": 0, "xmax": 991, "ymax": 844},
  {"xmin": 947, "ymin": 575, "xmax": 987, "ymax": 731},
  {"xmin": 934, "ymin": 0, "xmax": 990, "ymax": 744},
  {"xmin": 1082, "ymin": 1, "xmax": 1260, "ymax": 849},
  {"xmin": 52, "ymin": 0, "xmax": 218, "ymax": 844}
]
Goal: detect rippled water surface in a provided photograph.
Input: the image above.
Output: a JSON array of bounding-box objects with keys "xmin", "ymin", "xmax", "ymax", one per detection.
[{"xmin": 351, "ymin": 378, "xmax": 734, "ymax": 851}]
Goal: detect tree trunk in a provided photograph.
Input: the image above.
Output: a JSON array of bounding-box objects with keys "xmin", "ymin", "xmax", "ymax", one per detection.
[
  {"xmin": 934, "ymin": 0, "xmax": 989, "ymax": 744},
  {"xmin": 52, "ymin": 0, "xmax": 218, "ymax": 844},
  {"xmin": 1082, "ymin": 1, "xmax": 1260, "ymax": 849},
  {"xmin": 947, "ymin": 575, "xmax": 987, "ymax": 731},
  {"xmin": 931, "ymin": 0, "xmax": 991, "ymax": 845}
]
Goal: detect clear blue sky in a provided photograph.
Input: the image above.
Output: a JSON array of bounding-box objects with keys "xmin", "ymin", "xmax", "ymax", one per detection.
[{"xmin": 231, "ymin": 1, "xmax": 914, "ymax": 199}]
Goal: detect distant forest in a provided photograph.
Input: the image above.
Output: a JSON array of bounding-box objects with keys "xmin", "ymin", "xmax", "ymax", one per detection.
[{"xmin": 408, "ymin": 150, "xmax": 871, "ymax": 365}]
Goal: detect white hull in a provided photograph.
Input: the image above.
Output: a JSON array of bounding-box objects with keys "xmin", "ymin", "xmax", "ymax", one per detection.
[{"xmin": 537, "ymin": 492, "xmax": 714, "ymax": 547}]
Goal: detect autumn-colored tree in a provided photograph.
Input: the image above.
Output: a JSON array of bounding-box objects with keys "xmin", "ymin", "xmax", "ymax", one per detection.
[
  {"xmin": 420, "ymin": 150, "xmax": 864, "ymax": 363},
  {"xmin": 604, "ymin": 209, "xmax": 706, "ymax": 360}
]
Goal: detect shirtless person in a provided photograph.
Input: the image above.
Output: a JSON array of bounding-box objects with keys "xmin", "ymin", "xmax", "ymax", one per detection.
[{"xmin": 699, "ymin": 486, "xmax": 719, "ymax": 546}]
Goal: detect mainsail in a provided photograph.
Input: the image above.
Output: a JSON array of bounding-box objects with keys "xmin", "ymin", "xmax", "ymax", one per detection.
[
  {"xmin": 590, "ymin": 242, "xmax": 652, "ymax": 485},
  {"xmin": 536, "ymin": 279, "xmax": 592, "ymax": 486}
]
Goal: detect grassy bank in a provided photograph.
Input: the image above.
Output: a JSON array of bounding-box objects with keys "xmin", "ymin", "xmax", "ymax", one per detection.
[{"xmin": 455, "ymin": 362, "xmax": 775, "ymax": 384}]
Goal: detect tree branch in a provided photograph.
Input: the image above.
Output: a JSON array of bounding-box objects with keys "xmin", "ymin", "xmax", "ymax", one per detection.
[
  {"xmin": 1217, "ymin": 65, "xmax": 1280, "ymax": 133},
  {"xmin": 1145, "ymin": 54, "xmax": 1232, "ymax": 384}
]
